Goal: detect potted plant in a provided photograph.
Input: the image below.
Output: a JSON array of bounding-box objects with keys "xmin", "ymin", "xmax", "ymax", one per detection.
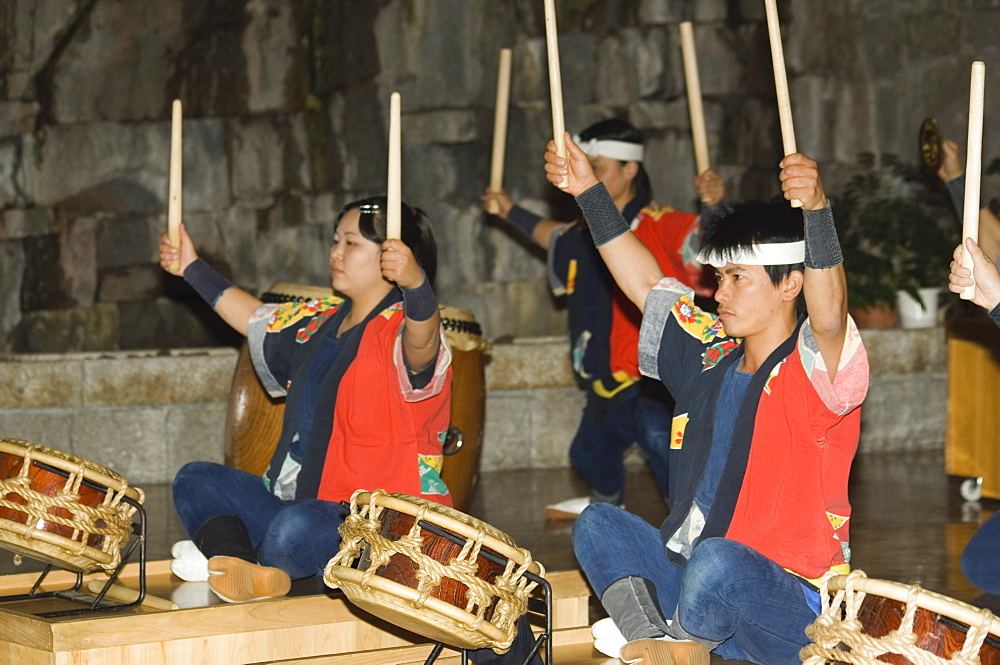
[{"xmin": 835, "ymin": 154, "xmax": 958, "ymax": 329}]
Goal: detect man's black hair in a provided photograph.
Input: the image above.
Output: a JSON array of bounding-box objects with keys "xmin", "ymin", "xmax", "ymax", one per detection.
[{"xmin": 700, "ymin": 197, "xmax": 805, "ymax": 287}]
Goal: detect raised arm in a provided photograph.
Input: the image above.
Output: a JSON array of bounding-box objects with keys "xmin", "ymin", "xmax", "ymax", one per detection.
[
  {"xmin": 159, "ymin": 223, "xmax": 262, "ymax": 336},
  {"xmin": 482, "ymin": 187, "xmax": 566, "ymax": 249},
  {"xmin": 380, "ymin": 239, "xmax": 442, "ymax": 372},
  {"xmin": 544, "ymin": 133, "xmax": 664, "ymax": 312},
  {"xmin": 937, "ymin": 138, "xmax": 1000, "ymax": 261},
  {"xmin": 779, "ymin": 153, "xmax": 848, "ymax": 379}
]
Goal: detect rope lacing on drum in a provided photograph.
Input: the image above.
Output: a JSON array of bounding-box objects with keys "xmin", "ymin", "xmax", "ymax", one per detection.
[
  {"xmin": 0, "ymin": 440, "xmax": 141, "ymax": 572},
  {"xmin": 801, "ymin": 569, "xmax": 995, "ymax": 665},
  {"xmin": 325, "ymin": 489, "xmax": 543, "ymax": 652}
]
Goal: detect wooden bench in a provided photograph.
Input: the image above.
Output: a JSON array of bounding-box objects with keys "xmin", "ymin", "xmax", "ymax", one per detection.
[{"xmin": 0, "ymin": 561, "xmax": 593, "ymax": 665}]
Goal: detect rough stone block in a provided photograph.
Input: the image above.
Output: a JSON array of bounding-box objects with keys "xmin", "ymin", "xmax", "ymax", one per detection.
[
  {"xmin": 0, "ymin": 408, "xmax": 74, "ymax": 449},
  {"xmin": 859, "ymin": 373, "xmax": 947, "ymax": 453},
  {"xmin": 404, "ymin": 110, "xmax": 480, "ymax": 147},
  {"xmin": 0, "ymin": 241, "xmax": 24, "ymax": 348},
  {"xmin": 165, "ymin": 402, "xmax": 227, "ymax": 479},
  {"xmin": 72, "ymin": 406, "xmax": 168, "ymax": 484},
  {"xmin": 860, "ymin": 326, "xmax": 945, "ymax": 376},
  {"xmin": 98, "ymin": 265, "xmax": 165, "ymax": 303},
  {"xmin": 486, "ymin": 338, "xmax": 575, "ymax": 391},
  {"xmin": 482, "ymin": 391, "xmax": 534, "ymax": 472},
  {"xmin": 13, "ymin": 305, "xmax": 120, "ymax": 353},
  {"xmin": 530, "ymin": 387, "xmax": 584, "ymax": 468},
  {"xmin": 82, "ymin": 349, "xmax": 237, "ymax": 407},
  {"xmin": 0, "ymin": 357, "xmax": 84, "ymax": 408},
  {"xmin": 0, "ymin": 208, "xmax": 55, "ymax": 241},
  {"xmin": 0, "ymin": 100, "xmax": 39, "ymax": 138}
]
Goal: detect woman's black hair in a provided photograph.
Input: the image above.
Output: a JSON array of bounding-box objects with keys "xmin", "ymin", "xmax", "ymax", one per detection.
[
  {"xmin": 335, "ymin": 196, "xmax": 438, "ymax": 286},
  {"xmin": 700, "ymin": 197, "xmax": 805, "ymax": 289},
  {"xmin": 577, "ymin": 117, "xmax": 652, "ymax": 200}
]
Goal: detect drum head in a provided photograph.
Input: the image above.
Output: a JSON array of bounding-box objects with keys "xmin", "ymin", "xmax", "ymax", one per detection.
[
  {"xmin": 327, "ymin": 565, "xmax": 509, "ymax": 650},
  {"xmin": 920, "ymin": 117, "xmax": 944, "ymax": 171}
]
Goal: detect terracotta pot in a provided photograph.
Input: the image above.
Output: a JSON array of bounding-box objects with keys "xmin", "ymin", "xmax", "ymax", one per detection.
[{"xmin": 848, "ymin": 305, "xmax": 899, "ymax": 329}]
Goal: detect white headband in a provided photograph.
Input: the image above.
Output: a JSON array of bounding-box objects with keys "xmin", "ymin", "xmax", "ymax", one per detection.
[
  {"xmin": 697, "ymin": 241, "xmax": 805, "ymax": 268},
  {"xmin": 572, "ymin": 135, "xmax": 644, "ymax": 162}
]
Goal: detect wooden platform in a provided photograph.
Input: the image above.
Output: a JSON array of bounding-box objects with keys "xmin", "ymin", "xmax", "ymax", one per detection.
[{"xmin": 0, "ymin": 560, "xmax": 598, "ymax": 664}]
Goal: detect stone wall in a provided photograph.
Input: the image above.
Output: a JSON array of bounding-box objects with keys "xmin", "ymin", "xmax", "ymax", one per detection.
[
  {"xmin": 0, "ymin": 326, "xmax": 947, "ymax": 485},
  {"xmin": 0, "ymin": 1, "xmax": 997, "ymax": 352}
]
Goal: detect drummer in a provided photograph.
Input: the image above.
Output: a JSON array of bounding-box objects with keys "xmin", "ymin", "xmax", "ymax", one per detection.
[
  {"xmin": 159, "ymin": 198, "xmax": 452, "ymax": 603},
  {"xmin": 544, "ymin": 136, "xmax": 869, "ymax": 665},
  {"xmin": 936, "ymin": 137, "xmax": 1000, "ymax": 261},
  {"xmin": 483, "ymin": 117, "xmax": 722, "ymax": 520}
]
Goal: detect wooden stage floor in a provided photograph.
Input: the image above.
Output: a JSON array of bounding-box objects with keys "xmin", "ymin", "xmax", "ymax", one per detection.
[{"xmin": 0, "ymin": 450, "xmax": 994, "ymax": 664}]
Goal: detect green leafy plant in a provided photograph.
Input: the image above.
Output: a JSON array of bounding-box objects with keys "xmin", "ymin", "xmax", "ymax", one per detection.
[{"xmin": 835, "ymin": 153, "xmax": 959, "ymax": 310}]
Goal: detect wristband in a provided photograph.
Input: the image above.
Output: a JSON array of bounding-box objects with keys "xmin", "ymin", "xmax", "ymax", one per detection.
[
  {"xmin": 400, "ymin": 270, "xmax": 438, "ymax": 322},
  {"xmin": 575, "ymin": 183, "xmax": 630, "ymax": 247},
  {"xmin": 183, "ymin": 258, "xmax": 234, "ymax": 308},
  {"xmin": 506, "ymin": 205, "xmax": 543, "ymax": 239},
  {"xmin": 990, "ymin": 301, "xmax": 1000, "ymax": 329},
  {"xmin": 803, "ymin": 203, "xmax": 843, "ymax": 269}
]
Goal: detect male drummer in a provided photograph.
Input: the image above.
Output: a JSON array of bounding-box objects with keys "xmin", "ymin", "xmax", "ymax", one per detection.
[{"xmin": 544, "ymin": 135, "xmax": 869, "ymax": 665}]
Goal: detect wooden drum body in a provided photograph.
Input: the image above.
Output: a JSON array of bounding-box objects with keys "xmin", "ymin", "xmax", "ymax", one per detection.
[
  {"xmin": 324, "ymin": 490, "xmax": 543, "ymax": 652},
  {"xmin": 0, "ymin": 439, "xmax": 143, "ymax": 573},
  {"xmin": 802, "ymin": 571, "xmax": 1000, "ymax": 665},
  {"xmin": 223, "ymin": 285, "xmax": 489, "ymax": 510}
]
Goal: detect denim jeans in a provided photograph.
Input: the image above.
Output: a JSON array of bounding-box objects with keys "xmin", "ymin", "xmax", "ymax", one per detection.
[
  {"xmin": 963, "ymin": 508, "xmax": 1000, "ymax": 593},
  {"xmin": 634, "ymin": 378, "xmax": 674, "ymax": 497},
  {"xmin": 573, "ymin": 503, "xmax": 820, "ymax": 665},
  {"xmin": 173, "ymin": 461, "xmax": 348, "ymax": 580}
]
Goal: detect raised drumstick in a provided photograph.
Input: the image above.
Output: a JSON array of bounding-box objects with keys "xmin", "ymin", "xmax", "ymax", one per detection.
[
  {"xmin": 544, "ymin": 0, "xmax": 568, "ymax": 189},
  {"xmin": 387, "ymin": 92, "xmax": 401, "ymax": 240},
  {"xmin": 168, "ymin": 99, "xmax": 182, "ymax": 271},
  {"xmin": 764, "ymin": 0, "xmax": 802, "ymax": 208},
  {"xmin": 488, "ymin": 48, "xmax": 513, "ymax": 214},
  {"xmin": 961, "ymin": 61, "xmax": 986, "ymax": 300},
  {"xmin": 680, "ymin": 22, "xmax": 710, "ymax": 177}
]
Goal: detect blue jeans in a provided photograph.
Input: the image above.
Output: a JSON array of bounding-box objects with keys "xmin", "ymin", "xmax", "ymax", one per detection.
[
  {"xmin": 963, "ymin": 508, "xmax": 1000, "ymax": 593},
  {"xmin": 573, "ymin": 503, "xmax": 819, "ymax": 665},
  {"xmin": 173, "ymin": 462, "xmax": 348, "ymax": 580},
  {"xmin": 635, "ymin": 378, "xmax": 673, "ymax": 497}
]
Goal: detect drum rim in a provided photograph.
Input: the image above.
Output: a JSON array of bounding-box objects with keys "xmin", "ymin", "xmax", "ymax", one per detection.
[
  {"xmin": 351, "ymin": 491, "xmax": 542, "ymax": 575},
  {"xmin": 0, "ymin": 438, "xmax": 142, "ymax": 500},
  {"xmin": 327, "ymin": 564, "xmax": 509, "ymax": 647},
  {"xmin": 0, "ymin": 524, "xmax": 108, "ymax": 572},
  {"xmin": 826, "ymin": 574, "xmax": 1000, "ymax": 637}
]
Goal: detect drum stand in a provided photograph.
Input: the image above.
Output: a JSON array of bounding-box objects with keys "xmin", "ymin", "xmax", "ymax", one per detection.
[
  {"xmin": 416, "ymin": 520, "xmax": 553, "ymax": 665},
  {"xmin": 0, "ymin": 494, "xmax": 147, "ymax": 618}
]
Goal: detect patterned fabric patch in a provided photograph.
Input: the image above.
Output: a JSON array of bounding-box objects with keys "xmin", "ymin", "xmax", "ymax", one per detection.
[
  {"xmin": 268, "ymin": 297, "xmax": 340, "ymax": 332},
  {"xmin": 701, "ymin": 338, "xmax": 741, "ymax": 371},
  {"xmin": 763, "ymin": 359, "xmax": 786, "ymax": 394},
  {"xmin": 567, "ymin": 259, "xmax": 578, "ymax": 295},
  {"xmin": 673, "ymin": 296, "xmax": 727, "ymax": 343},
  {"xmin": 380, "ymin": 303, "xmax": 403, "ymax": 320},
  {"xmin": 420, "ymin": 454, "xmax": 449, "ymax": 496},
  {"xmin": 572, "ymin": 330, "xmax": 592, "ymax": 379},
  {"xmin": 827, "ymin": 512, "xmax": 849, "ymax": 531},
  {"xmin": 294, "ymin": 307, "xmax": 339, "ymax": 343},
  {"xmin": 671, "ymin": 412, "xmax": 689, "ymax": 450}
]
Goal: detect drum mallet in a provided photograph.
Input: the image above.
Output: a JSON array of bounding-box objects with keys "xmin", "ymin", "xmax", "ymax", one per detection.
[
  {"xmin": 764, "ymin": 0, "xmax": 802, "ymax": 208},
  {"xmin": 487, "ymin": 48, "xmax": 513, "ymax": 215},
  {"xmin": 167, "ymin": 98, "xmax": 183, "ymax": 271},
  {"xmin": 680, "ymin": 22, "xmax": 711, "ymax": 180},
  {"xmin": 961, "ymin": 61, "xmax": 986, "ymax": 301},
  {"xmin": 544, "ymin": 0, "xmax": 568, "ymax": 189},
  {"xmin": 387, "ymin": 91, "xmax": 402, "ymax": 240}
]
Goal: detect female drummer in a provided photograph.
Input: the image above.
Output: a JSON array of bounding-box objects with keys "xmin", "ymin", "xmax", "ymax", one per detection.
[{"xmin": 159, "ymin": 198, "xmax": 452, "ymax": 603}]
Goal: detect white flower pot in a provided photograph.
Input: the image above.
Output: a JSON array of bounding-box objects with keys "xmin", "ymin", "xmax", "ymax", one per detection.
[{"xmin": 896, "ymin": 287, "xmax": 942, "ymax": 329}]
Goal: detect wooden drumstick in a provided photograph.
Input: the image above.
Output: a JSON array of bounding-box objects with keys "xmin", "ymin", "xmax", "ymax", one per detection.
[
  {"xmin": 764, "ymin": 0, "xmax": 802, "ymax": 208},
  {"xmin": 387, "ymin": 92, "xmax": 401, "ymax": 240},
  {"xmin": 168, "ymin": 98, "xmax": 183, "ymax": 271},
  {"xmin": 87, "ymin": 580, "xmax": 179, "ymax": 611},
  {"xmin": 544, "ymin": 0, "xmax": 568, "ymax": 189},
  {"xmin": 961, "ymin": 61, "xmax": 986, "ymax": 301},
  {"xmin": 488, "ymin": 48, "xmax": 513, "ymax": 214},
  {"xmin": 680, "ymin": 22, "xmax": 710, "ymax": 177}
]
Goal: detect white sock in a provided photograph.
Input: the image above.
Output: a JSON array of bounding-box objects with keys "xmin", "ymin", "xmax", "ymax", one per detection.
[{"xmin": 170, "ymin": 540, "xmax": 210, "ymax": 582}]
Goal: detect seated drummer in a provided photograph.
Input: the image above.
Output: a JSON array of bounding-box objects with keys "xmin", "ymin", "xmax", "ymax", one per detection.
[
  {"xmin": 544, "ymin": 136, "xmax": 869, "ymax": 665},
  {"xmin": 159, "ymin": 198, "xmax": 453, "ymax": 603}
]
